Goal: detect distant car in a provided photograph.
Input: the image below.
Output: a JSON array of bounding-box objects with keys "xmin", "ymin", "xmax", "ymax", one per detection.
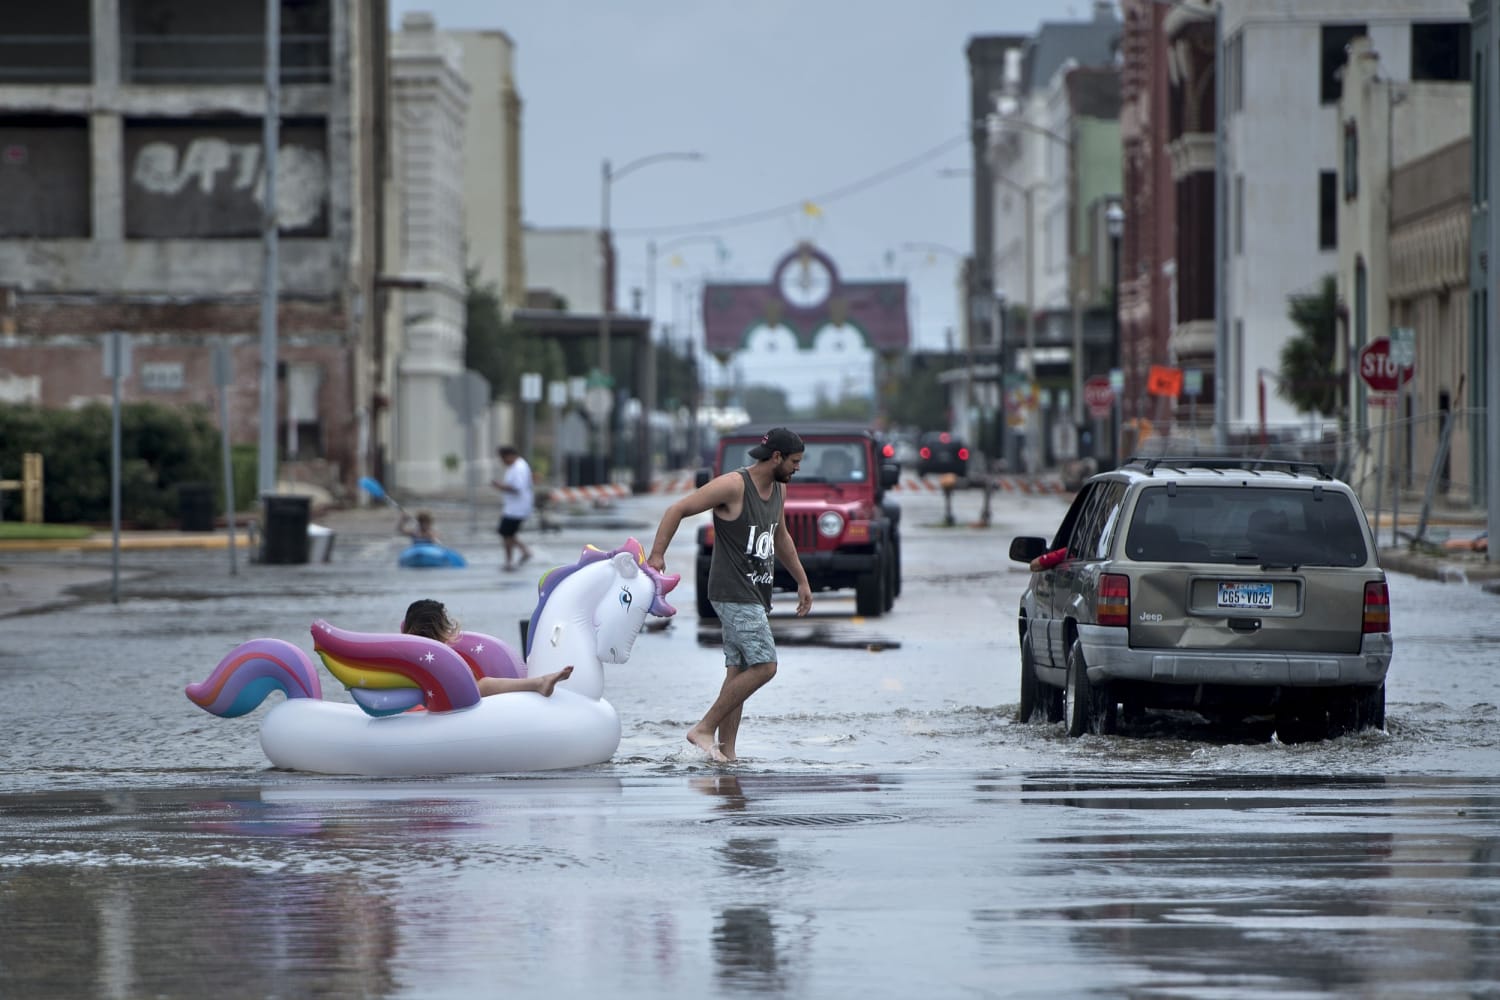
[
  {"xmin": 1008, "ymin": 456, "xmax": 1392, "ymax": 742},
  {"xmin": 917, "ymin": 432, "xmax": 969, "ymax": 478}
]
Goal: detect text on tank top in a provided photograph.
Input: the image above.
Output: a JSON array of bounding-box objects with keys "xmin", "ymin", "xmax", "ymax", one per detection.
[{"xmin": 707, "ymin": 468, "xmax": 782, "ymax": 609}]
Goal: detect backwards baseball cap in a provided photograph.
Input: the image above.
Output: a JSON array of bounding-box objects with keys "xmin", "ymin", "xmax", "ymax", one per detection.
[{"xmin": 748, "ymin": 427, "xmax": 804, "ymax": 460}]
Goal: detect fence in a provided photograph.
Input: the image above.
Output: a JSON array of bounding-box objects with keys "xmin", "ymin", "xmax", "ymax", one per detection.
[
  {"xmin": 1134, "ymin": 404, "xmax": 1485, "ymax": 548},
  {"xmin": 0, "ymin": 452, "xmax": 44, "ymax": 524}
]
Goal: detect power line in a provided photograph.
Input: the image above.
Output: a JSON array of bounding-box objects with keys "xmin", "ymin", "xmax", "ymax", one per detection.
[{"xmin": 616, "ymin": 132, "xmax": 970, "ymax": 238}]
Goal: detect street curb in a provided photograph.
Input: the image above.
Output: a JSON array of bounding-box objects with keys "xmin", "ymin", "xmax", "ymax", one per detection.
[{"xmin": 1378, "ymin": 546, "xmax": 1500, "ymax": 586}]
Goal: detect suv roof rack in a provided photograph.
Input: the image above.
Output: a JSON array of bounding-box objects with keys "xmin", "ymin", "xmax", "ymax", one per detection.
[{"xmin": 1125, "ymin": 455, "xmax": 1332, "ymax": 480}]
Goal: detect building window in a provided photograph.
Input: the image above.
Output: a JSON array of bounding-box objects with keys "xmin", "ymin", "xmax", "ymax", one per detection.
[
  {"xmin": 122, "ymin": 0, "xmax": 331, "ymax": 85},
  {"xmin": 1232, "ymin": 319, "xmax": 1244, "ymax": 421},
  {"xmin": 1342, "ymin": 120, "xmax": 1358, "ymax": 201},
  {"xmin": 1233, "ymin": 175, "xmax": 1244, "ymax": 255},
  {"xmin": 140, "ymin": 362, "xmax": 185, "ymax": 392},
  {"xmin": 0, "ymin": 117, "xmax": 91, "ymax": 238},
  {"xmin": 1475, "ymin": 51, "xmax": 1487, "ymax": 204},
  {"xmin": 0, "ymin": 1, "xmax": 91, "ymax": 83},
  {"xmin": 1319, "ymin": 171, "xmax": 1337, "ymax": 250},
  {"xmin": 1412, "ymin": 22, "xmax": 1470, "ymax": 82},
  {"xmin": 1228, "ymin": 32, "xmax": 1245, "ymax": 114},
  {"xmin": 1321, "ymin": 23, "xmax": 1367, "ymax": 104}
]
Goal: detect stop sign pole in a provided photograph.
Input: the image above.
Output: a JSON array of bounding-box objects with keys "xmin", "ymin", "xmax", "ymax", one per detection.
[{"xmin": 1359, "ymin": 335, "xmax": 1416, "ymax": 549}]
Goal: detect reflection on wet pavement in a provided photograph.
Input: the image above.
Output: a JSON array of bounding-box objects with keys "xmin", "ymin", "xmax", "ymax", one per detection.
[{"xmin": 1, "ymin": 772, "xmax": 1496, "ymax": 999}]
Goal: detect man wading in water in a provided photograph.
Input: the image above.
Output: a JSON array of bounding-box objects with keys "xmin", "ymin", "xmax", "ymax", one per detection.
[{"xmin": 648, "ymin": 427, "xmax": 812, "ymax": 762}]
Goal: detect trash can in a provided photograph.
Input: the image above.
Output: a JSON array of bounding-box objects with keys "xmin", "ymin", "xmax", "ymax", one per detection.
[
  {"xmin": 260, "ymin": 495, "xmax": 311, "ymax": 564},
  {"xmin": 178, "ymin": 482, "xmax": 215, "ymax": 532},
  {"xmin": 307, "ymin": 523, "xmax": 336, "ymax": 563}
]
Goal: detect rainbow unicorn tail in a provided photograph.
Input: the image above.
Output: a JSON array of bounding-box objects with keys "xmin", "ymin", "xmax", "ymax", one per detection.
[{"xmin": 185, "ymin": 638, "xmax": 323, "ymax": 718}]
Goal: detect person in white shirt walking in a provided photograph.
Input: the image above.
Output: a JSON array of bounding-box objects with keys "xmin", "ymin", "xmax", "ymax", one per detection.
[{"xmin": 492, "ymin": 445, "xmax": 535, "ymax": 571}]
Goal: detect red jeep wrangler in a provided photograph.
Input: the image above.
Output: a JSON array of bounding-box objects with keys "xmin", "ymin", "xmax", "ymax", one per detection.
[{"xmin": 694, "ymin": 423, "xmax": 902, "ymax": 619}]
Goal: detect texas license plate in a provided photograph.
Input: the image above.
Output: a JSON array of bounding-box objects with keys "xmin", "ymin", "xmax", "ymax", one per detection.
[{"xmin": 1218, "ymin": 581, "xmax": 1273, "ymax": 610}]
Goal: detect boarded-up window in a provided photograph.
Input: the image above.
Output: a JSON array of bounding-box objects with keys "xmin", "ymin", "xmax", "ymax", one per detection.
[
  {"xmin": 124, "ymin": 119, "xmax": 329, "ymax": 238},
  {"xmin": 0, "ymin": 117, "xmax": 91, "ymax": 238}
]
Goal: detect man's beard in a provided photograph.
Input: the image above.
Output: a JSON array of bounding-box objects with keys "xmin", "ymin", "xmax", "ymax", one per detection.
[{"xmin": 772, "ymin": 462, "xmax": 795, "ymax": 483}]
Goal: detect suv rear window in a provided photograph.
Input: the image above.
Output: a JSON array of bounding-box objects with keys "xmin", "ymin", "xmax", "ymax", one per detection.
[{"xmin": 1124, "ymin": 485, "xmax": 1369, "ymax": 567}]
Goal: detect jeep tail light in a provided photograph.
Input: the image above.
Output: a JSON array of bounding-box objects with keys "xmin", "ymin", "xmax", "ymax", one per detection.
[
  {"xmin": 920, "ymin": 446, "xmax": 932, "ymax": 460},
  {"xmin": 957, "ymin": 447, "xmax": 970, "ymax": 461},
  {"xmin": 1098, "ymin": 573, "xmax": 1130, "ymax": 627},
  {"xmin": 1362, "ymin": 580, "xmax": 1390, "ymax": 633}
]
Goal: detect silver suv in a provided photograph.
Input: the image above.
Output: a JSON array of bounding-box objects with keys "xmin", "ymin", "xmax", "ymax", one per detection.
[{"xmin": 1009, "ymin": 457, "xmax": 1393, "ymax": 742}]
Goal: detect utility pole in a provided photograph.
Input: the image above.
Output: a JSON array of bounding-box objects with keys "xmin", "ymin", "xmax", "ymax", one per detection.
[{"xmin": 256, "ymin": 0, "xmax": 280, "ymax": 496}]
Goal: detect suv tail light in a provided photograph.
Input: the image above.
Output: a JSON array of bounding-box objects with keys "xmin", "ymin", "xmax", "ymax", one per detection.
[
  {"xmin": 920, "ymin": 446, "xmax": 931, "ymax": 460},
  {"xmin": 957, "ymin": 447, "xmax": 970, "ymax": 461},
  {"xmin": 1362, "ymin": 580, "xmax": 1390, "ymax": 633},
  {"xmin": 1098, "ymin": 573, "xmax": 1130, "ymax": 627}
]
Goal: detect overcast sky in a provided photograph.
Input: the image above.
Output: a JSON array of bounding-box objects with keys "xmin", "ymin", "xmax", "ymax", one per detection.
[{"xmin": 391, "ymin": 0, "xmax": 1102, "ymax": 401}]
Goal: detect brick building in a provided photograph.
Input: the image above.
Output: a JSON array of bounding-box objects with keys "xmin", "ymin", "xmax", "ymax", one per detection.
[{"xmin": 0, "ymin": 0, "xmax": 387, "ymax": 495}]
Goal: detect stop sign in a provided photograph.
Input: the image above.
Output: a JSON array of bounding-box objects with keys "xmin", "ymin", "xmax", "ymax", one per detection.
[
  {"xmin": 1358, "ymin": 337, "xmax": 1414, "ymax": 393},
  {"xmin": 1083, "ymin": 375, "xmax": 1114, "ymax": 418}
]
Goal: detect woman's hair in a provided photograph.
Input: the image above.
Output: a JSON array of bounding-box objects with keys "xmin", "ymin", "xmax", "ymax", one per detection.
[
  {"xmin": 402, "ymin": 599, "xmax": 459, "ymax": 643},
  {"xmin": 415, "ymin": 511, "xmax": 433, "ymax": 527}
]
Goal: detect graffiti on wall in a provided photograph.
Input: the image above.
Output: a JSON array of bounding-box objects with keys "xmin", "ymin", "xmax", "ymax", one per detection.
[{"xmin": 125, "ymin": 123, "xmax": 329, "ymax": 238}]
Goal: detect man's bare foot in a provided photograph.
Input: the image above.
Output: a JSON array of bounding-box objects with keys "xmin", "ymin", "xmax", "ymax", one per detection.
[
  {"xmin": 534, "ymin": 665, "xmax": 573, "ymax": 697},
  {"xmin": 717, "ymin": 744, "xmax": 737, "ymax": 762},
  {"xmin": 687, "ymin": 727, "xmax": 729, "ymax": 763}
]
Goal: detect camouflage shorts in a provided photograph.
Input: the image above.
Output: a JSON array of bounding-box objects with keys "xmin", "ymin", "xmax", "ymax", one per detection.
[{"xmin": 711, "ymin": 600, "xmax": 777, "ymax": 669}]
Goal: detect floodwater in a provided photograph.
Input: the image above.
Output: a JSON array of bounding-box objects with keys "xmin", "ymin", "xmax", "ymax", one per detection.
[{"xmin": 1, "ymin": 491, "xmax": 1498, "ymax": 998}]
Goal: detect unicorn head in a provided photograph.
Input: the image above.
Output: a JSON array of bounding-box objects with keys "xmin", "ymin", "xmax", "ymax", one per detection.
[{"xmin": 527, "ymin": 538, "xmax": 679, "ymax": 699}]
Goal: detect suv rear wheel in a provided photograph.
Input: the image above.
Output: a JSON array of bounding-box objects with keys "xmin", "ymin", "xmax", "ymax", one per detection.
[{"xmin": 1064, "ymin": 639, "xmax": 1116, "ymax": 737}]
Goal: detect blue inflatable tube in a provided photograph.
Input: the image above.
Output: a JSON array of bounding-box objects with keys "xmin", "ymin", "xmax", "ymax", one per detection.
[{"xmin": 398, "ymin": 543, "xmax": 468, "ymax": 568}]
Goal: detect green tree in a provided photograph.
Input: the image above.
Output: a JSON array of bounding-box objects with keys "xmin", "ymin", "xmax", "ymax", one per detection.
[
  {"xmin": 464, "ymin": 271, "xmax": 566, "ymax": 401},
  {"xmin": 740, "ymin": 384, "xmax": 792, "ymax": 423},
  {"xmin": 883, "ymin": 355, "xmax": 951, "ymax": 431},
  {"xmin": 1279, "ymin": 274, "xmax": 1342, "ymax": 416}
]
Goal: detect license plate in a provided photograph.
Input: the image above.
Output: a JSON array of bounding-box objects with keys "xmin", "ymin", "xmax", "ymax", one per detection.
[{"xmin": 1218, "ymin": 581, "xmax": 1273, "ymax": 610}]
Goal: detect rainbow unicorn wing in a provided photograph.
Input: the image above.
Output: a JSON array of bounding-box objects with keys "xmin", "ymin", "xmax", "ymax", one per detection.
[
  {"xmin": 310, "ymin": 620, "xmax": 481, "ymax": 714},
  {"xmin": 186, "ymin": 638, "xmax": 322, "ymax": 718}
]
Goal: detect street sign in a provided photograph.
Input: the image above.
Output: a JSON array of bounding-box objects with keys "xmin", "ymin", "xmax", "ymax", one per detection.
[
  {"xmin": 1358, "ymin": 337, "xmax": 1414, "ymax": 393},
  {"xmin": 1389, "ymin": 326, "xmax": 1415, "ymax": 368},
  {"xmin": 1183, "ymin": 368, "xmax": 1203, "ymax": 398},
  {"xmin": 1084, "ymin": 375, "xmax": 1114, "ymax": 419},
  {"xmin": 1146, "ymin": 365, "xmax": 1183, "ymax": 397},
  {"xmin": 520, "ymin": 372, "xmax": 543, "ymax": 403}
]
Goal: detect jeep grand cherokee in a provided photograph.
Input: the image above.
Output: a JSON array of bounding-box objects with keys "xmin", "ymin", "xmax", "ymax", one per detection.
[{"xmin": 1009, "ymin": 456, "xmax": 1392, "ymax": 743}]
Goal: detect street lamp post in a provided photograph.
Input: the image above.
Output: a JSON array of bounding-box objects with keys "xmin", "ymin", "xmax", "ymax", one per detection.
[
  {"xmin": 638, "ymin": 234, "xmax": 725, "ymax": 490},
  {"xmin": 598, "ymin": 150, "xmax": 703, "ymax": 486},
  {"xmin": 1107, "ymin": 200, "xmax": 1124, "ymax": 468}
]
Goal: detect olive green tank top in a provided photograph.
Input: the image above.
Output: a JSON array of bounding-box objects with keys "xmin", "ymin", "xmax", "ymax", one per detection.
[{"xmin": 707, "ymin": 468, "xmax": 782, "ymax": 609}]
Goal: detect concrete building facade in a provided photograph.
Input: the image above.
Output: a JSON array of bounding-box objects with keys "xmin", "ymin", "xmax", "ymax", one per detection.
[
  {"xmin": 983, "ymin": 2, "xmax": 1122, "ymax": 470},
  {"xmin": 1220, "ymin": 0, "xmax": 1468, "ymax": 433},
  {"xmin": 1119, "ymin": 0, "xmax": 1180, "ymax": 432},
  {"xmin": 384, "ymin": 12, "xmax": 493, "ymax": 495},
  {"xmin": 1336, "ymin": 34, "xmax": 1472, "ymax": 506},
  {"xmin": 0, "ymin": 0, "xmax": 387, "ymax": 494},
  {"xmin": 450, "ymin": 29, "xmax": 524, "ymax": 314}
]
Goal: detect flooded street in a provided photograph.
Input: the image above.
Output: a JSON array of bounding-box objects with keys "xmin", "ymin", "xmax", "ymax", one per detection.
[{"xmin": 2, "ymin": 490, "xmax": 1498, "ymax": 998}]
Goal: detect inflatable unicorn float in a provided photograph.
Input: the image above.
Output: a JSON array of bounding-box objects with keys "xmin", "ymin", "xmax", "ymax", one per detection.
[{"xmin": 186, "ymin": 538, "xmax": 679, "ymax": 776}]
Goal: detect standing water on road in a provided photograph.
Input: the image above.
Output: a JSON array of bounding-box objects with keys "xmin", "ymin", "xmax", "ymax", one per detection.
[{"xmin": 0, "ymin": 491, "xmax": 1496, "ymax": 998}]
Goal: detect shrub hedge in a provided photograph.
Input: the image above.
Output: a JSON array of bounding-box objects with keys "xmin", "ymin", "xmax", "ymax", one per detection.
[{"xmin": 0, "ymin": 402, "xmax": 257, "ymax": 527}]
